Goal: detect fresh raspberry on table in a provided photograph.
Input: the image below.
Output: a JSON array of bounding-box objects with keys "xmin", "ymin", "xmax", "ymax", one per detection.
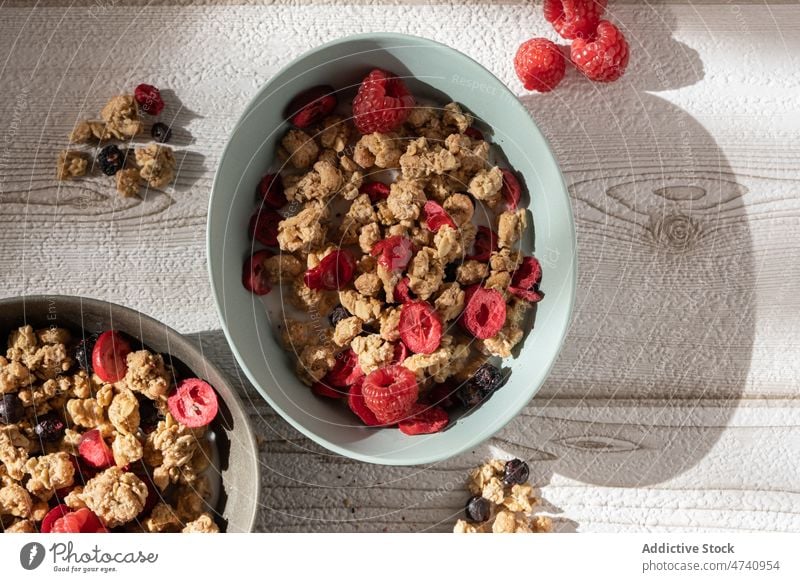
[
  {"xmin": 571, "ymin": 20, "xmax": 630, "ymax": 82},
  {"xmin": 513, "ymin": 38, "xmax": 566, "ymax": 93},
  {"xmin": 352, "ymin": 69, "xmax": 415, "ymax": 134},
  {"xmin": 544, "ymin": 0, "xmax": 607, "ymax": 40}
]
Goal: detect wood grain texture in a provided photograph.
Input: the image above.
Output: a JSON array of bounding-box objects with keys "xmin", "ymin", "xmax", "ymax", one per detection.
[{"xmin": 0, "ymin": 2, "xmax": 798, "ymax": 532}]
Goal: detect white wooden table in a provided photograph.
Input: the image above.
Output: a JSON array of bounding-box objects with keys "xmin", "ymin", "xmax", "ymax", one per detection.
[{"xmin": 1, "ymin": 1, "xmax": 798, "ymax": 532}]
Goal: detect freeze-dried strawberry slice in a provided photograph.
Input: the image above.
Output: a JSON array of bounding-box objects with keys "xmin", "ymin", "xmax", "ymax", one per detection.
[
  {"xmin": 311, "ymin": 381, "xmax": 346, "ymax": 399},
  {"xmin": 51, "ymin": 508, "xmax": 108, "ymax": 533},
  {"xmin": 371, "ymin": 236, "xmax": 413, "ymax": 271},
  {"xmin": 325, "ymin": 349, "xmax": 363, "ymax": 387},
  {"xmin": 423, "ymin": 200, "xmax": 456, "ymax": 233},
  {"xmin": 78, "ymin": 429, "xmax": 114, "ymax": 469},
  {"xmin": 461, "ymin": 285, "xmax": 507, "ymax": 339},
  {"xmin": 509, "ymin": 286, "xmax": 545, "ymax": 303},
  {"xmin": 501, "ymin": 169, "xmax": 522, "ymax": 210},
  {"xmin": 248, "ymin": 208, "xmax": 281, "ymax": 247},
  {"xmin": 359, "ymin": 181, "xmax": 390, "ymax": 203},
  {"xmin": 347, "ymin": 378, "xmax": 381, "ymax": 426},
  {"xmin": 466, "ymin": 226, "xmax": 497, "ymax": 262},
  {"xmin": 398, "ymin": 404, "xmax": 449, "ymax": 435},
  {"xmin": 41, "ymin": 504, "xmax": 71, "ymax": 533},
  {"xmin": 391, "ymin": 341, "xmax": 409, "ymax": 365},
  {"xmin": 256, "ymin": 173, "xmax": 287, "ymax": 209},
  {"xmin": 91, "ymin": 330, "xmax": 131, "ymax": 383},
  {"xmin": 361, "ymin": 365, "xmax": 418, "ymax": 424},
  {"xmin": 286, "ymin": 85, "xmax": 337, "ymax": 129},
  {"xmin": 352, "ymin": 69, "xmax": 415, "ymax": 134},
  {"xmin": 304, "ymin": 250, "xmax": 356, "ymax": 291},
  {"xmin": 168, "ymin": 378, "xmax": 219, "ymax": 428},
  {"xmin": 393, "ymin": 277, "xmax": 414, "ymax": 304},
  {"xmin": 399, "ymin": 301, "xmax": 443, "ymax": 354},
  {"xmin": 509, "ymin": 256, "xmax": 545, "ymax": 303},
  {"xmin": 242, "ymin": 250, "xmax": 273, "ymax": 295}
]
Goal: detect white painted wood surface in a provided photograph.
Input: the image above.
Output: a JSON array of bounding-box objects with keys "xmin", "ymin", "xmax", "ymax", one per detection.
[{"xmin": 0, "ymin": 2, "xmax": 798, "ymax": 532}]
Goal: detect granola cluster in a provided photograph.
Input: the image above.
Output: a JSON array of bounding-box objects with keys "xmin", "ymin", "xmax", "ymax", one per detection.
[{"xmin": 0, "ymin": 325, "xmax": 219, "ymax": 534}]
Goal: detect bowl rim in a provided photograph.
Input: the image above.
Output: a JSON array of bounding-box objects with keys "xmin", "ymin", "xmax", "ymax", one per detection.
[
  {"xmin": 0, "ymin": 294, "xmax": 261, "ymax": 531},
  {"xmin": 207, "ymin": 32, "xmax": 577, "ymax": 466}
]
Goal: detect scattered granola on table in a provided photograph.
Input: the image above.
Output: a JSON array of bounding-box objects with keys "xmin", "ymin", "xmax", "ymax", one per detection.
[{"xmin": 0, "ymin": 324, "xmax": 221, "ymax": 533}]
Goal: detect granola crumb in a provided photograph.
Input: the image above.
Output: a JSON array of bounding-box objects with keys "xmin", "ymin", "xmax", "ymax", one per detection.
[
  {"xmin": 116, "ymin": 168, "xmax": 141, "ymax": 198},
  {"xmin": 56, "ymin": 150, "xmax": 88, "ymax": 180},
  {"xmin": 135, "ymin": 144, "xmax": 176, "ymax": 188}
]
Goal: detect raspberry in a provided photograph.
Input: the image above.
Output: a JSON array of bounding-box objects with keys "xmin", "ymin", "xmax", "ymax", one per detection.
[
  {"xmin": 460, "ymin": 285, "xmax": 507, "ymax": 339},
  {"xmin": 398, "ymin": 404, "xmax": 449, "ymax": 435},
  {"xmin": 248, "ymin": 207, "xmax": 281, "ymax": 246},
  {"xmin": 134, "ymin": 83, "xmax": 165, "ymax": 115},
  {"xmin": 352, "ymin": 69, "xmax": 415, "ymax": 134},
  {"xmin": 508, "ymin": 255, "xmax": 544, "ymax": 303},
  {"xmin": 371, "ymin": 236, "xmax": 413, "ymax": 271},
  {"xmin": 501, "ymin": 169, "xmax": 522, "ymax": 210},
  {"xmin": 359, "ymin": 181, "xmax": 390, "ymax": 203},
  {"xmin": 41, "ymin": 504, "xmax": 71, "ymax": 533},
  {"xmin": 286, "ymin": 85, "xmax": 337, "ymax": 129},
  {"xmin": 51, "ymin": 507, "xmax": 108, "ymax": 533},
  {"xmin": 304, "ymin": 250, "xmax": 356, "ymax": 291},
  {"xmin": 466, "ymin": 226, "xmax": 497, "ymax": 262},
  {"xmin": 242, "ymin": 250, "xmax": 273, "ymax": 295},
  {"xmin": 324, "ymin": 349, "xmax": 363, "ymax": 387},
  {"xmin": 571, "ymin": 20, "xmax": 630, "ymax": 82},
  {"xmin": 256, "ymin": 173, "xmax": 287, "ymax": 209},
  {"xmin": 423, "ymin": 200, "xmax": 456, "ymax": 233},
  {"xmin": 167, "ymin": 378, "xmax": 219, "ymax": 428},
  {"xmin": 544, "ymin": 0, "xmax": 607, "ymax": 40},
  {"xmin": 391, "ymin": 341, "xmax": 409, "ymax": 365},
  {"xmin": 347, "ymin": 378, "xmax": 381, "ymax": 426},
  {"xmin": 393, "ymin": 277, "xmax": 414, "ymax": 304},
  {"xmin": 399, "ymin": 301, "xmax": 443, "ymax": 354},
  {"xmin": 78, "ymin": 429, "xmax": 114, "ymax": 469},
  {"xmin": 361, "ymin": 365, "xmax": 418, "ymax": 424},
  {"xmin": 514, "ymin": 38, "xmax": 566, "ymax": 93}
]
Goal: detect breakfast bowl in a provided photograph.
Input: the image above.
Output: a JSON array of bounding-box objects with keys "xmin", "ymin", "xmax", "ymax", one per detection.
[
  {"xmin": 0, "ymin": 295, "xmax": 259, "ymax": 532},
  {"xmin": 207, "ymin": 33, "xmax": 576, "ymax": 465}
]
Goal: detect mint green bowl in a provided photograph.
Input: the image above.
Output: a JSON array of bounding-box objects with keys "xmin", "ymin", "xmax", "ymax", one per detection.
[{"xmin": 207, "ymin": 33, "xmax": 576, "ymax": 465}]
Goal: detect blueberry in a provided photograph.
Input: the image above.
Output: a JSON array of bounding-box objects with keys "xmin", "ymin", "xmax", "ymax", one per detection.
[
  {"xmin": 73, "ymin": 333, "xmax": 99, "ymax": 373},
  {"xmin": 444, "ymin": 262, "xmax": 459, "ymax": 283},
  {"xmin": 503, "ymin": 459, "xmax": 530, "ymax": 486},
  {"xmin": 465, "ymin": 495, "xmax": 491, "ymax": 523},
  {"xmin": 34, "ymin": 413, "xmax": 66, "ymax": 442},
  {"xmin": 455, "ymin": 382, "xmax": 484, "ymax": 408},
  {"xmin": 137, "ymin": 393, "xmax": 161, "ymax": 431},
  {"xmin": 472, "ymin": 363, "xmax": 502, "ymax": 393},
  {"xmin": 97, "ymin": 144, "xmax": 127, "ymax": 176},
  {"xmin": 328, "ymin": 305, "xmax": 350, "ymax": 328},
  {"xmin": 151, "ymin": 122, "xmax": 172, "ymax": 144},
  {"xmin": 0, "ymin": 393, "xmax": 24, "ymax": 425}
]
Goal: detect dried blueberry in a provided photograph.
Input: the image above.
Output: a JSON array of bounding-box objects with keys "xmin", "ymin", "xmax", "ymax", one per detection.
[
  {"xmin": 151, "ymin": 122, "xmax": 172, "ymax": 144},
  {"xmin": 503, "ymin": 458, "xmax": 530, "ymax": 486},
  {"xmin": 97, "ymin": 144, "xmax": 127, "ymax": 176},
  {"xmin": 455, "ymin": 382, "xmax": 484, "ymax": 408},
  {"xmin": 137, "ymin": 393, "xmax": 161, "ymax": 431},
  {"xmin": 34, "ymin": 413, "xmax": 66, "ymax": 442},
  {"xmin": 328, "ymin": 305, "xmax": 351, "ymax": 328},
  {"xmin": 0, "ymin": 393, "xmax": 24, "ymax": 425},
  {"xmin": 472, "ymin": 363, "xmax": 502, "ymax": 393},
  {"xmin": 465, "ymin": 495, "xmax": 491, "ymax": 523},
  {"xmin": 73, "ymin": 333, "xmax": 99, "ymax": 373}
]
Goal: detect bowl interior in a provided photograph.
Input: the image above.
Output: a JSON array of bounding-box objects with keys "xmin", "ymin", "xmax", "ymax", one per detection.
[
  {"xmin": 208, "ymin": 33, "xmax": 576, "ymax": 465},
  {"xmin": 0, "ymin": 296, "xmax": 259, "ymax": 532}
]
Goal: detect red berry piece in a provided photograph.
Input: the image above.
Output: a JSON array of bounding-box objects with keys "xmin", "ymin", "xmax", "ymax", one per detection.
[
  {"xmin": 509, "ymin": 286, "xmax": 545, "ymax": 303},
  {"xmin": 464, "ymin": 127, "xmax": 484, "ymax": 141},
  {"xmin": 347, "ymin": 378, "xmax": 381, "ymax": 426},
  {"xmin": 359, "ymin": 181, "xmax": 390, "ymax": 203},
  {"xmin": 501, "ymin": 169, "xmax": 522, "ymax": 210},
  {"xmin": 391, "ymin": 341, "xmax": 409, "ymax": 365},
  {"xmin": 286, "ymin": 85, "xmax": 337, "ymax": 129},
  {"xmin": 467, "ymin": 226, "xmax": 497, "ymax": 262},
  {"xmin": 134, "ymin": 83, "xmax": 165, "ymax": 115},
  {"xmin": 398, "ymin": 404, "xmax": 449, "ymax": 435},
  {"xmin": 461, "ymin": 286, "xmax": 507, "ymax": 339},
  {"xmin": 514, "ymin": 38, "xmax": 566, "ymax": 93},
  {"xmin": 544, "ymin": 0, "xmax": 607, "ymax": 40},
  {"xmin": 51, "ymin": 508, "xmax": 108, "ymax": 533},
  {"xmin": 91, "ymin": 330, "xmax": 131, "ymax": 383},
  {"xmin": 78, "ymin": 429, "xmax": 114, "ymax": 469},
  {"xmin": 325, "ymin": 349, "xmax": 363, "ymax": 387},
  {"xmin": 571, "ymin": 20, "xmax": 630, "ymax": 82},
  {"xmin": 248, "ymin": 208, "xmax": 281, "ymax": 247},
  {"xmin": 256, "ymin": 173, "xmax": 287, "ymax": 209},
  {"xmin": 311, "ymin": 381, "xmax": 345, "ymax": 399},
  {"xmin": 371, "ymin": 236, "xmax": 413, "ymax": 271},
  {"xmin": 41, "ymin": 504, "xmax": 71, "ymax": 533},
  {"xmin": 168, "ymin": 378, "xmax": 219, "ymax": 428},
  {"xmin": 304, "ymin": 250, "xmax": 356, "ymax": 291},
  {"xmin": 399, "ymin": 301, "xmax": 443, "ymax": 354},
  {"xmin": 361, "ymin": 365, "xmax": 419, "ymax": 425},
  {"xmin": 352, "ymin": 69, "xmax": 415, "ymax": 134},
  {"xmin": 242, "ymin": 250, "xmax": 272, "ymax": 295},
  {"xmin": 393, "ymin": 277, "xmax": 414, "ymax": 304},
  {"xmin": 423, "ymin": 200, "xmax": 456, "ymax": 233},
  {"xmin": 509, "ymin": 256, "xmax": 545, "ymax": 303}
]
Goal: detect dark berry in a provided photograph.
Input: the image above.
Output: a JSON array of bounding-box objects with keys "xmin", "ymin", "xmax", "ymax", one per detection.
[
  {"xmin": 137, "ymin": 393, "xmax": 161, "ymax": 432},
  {"xmin": 97, "ymin": 145, "xmax": 127, "ymax": 176},
  {"xmin": 455, "ymin": 382, "xmax": 484, "ymax": 408},
  {"xmin": 329, "ymin": 305, "xmax": 351, "ymax": 328},
  {"xmin": 472, "ymin": 363, "xmax": 502, "ymax": 393},
  {"xmin": 150, "ymin": 122, "xmax": 172, "ymax": 143},
  {"xmin": 465, "ymin": 495, "xmax": 491, "ymax": 523},
  {"xmin": 34, "ymin": 413, "xmax": 66, "ymax": 442},
  {"xmin": 444, "ymin": 262, "xmax": 459, "ymax": 283},
  {"xmin": 0, "ymin": 393, "xmax": 24, "ymax": 425},
  {"xmin": 503, "ymin": 458, "xmax": 530, "ymax": 486},
  {"xmin": 73, "ymin": 333, "xmax": 99, "ymax": 373}
]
